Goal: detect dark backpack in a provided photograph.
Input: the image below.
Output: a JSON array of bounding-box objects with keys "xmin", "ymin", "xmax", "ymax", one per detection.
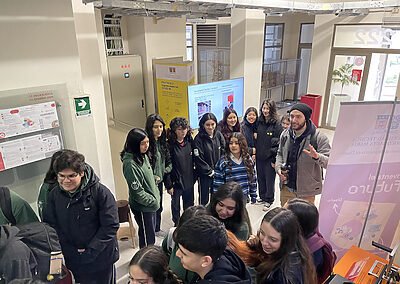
[
  {"xmin": 16, "ymin": 222, "xmax": 62, "ymax": 281},
  {"xmin": 306, "ymin": 231, "xmax": 337, "ymax": 284},
  {"xmin": 0, "ymin": 187, "xmax": 17, "ymax": 226}
]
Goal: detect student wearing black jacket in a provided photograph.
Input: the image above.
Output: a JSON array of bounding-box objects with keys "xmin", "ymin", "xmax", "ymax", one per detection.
[
  {"xmin": 43, "ymin": 150, "xmax": 119, "ymax": 284},
  {"xmin": 193, "ymin": 113, "xmax": 225, "ymax": 205},
  {"xmin": 255, "ymin": 99, "xmax": 283, "ymax": 209},
  {"xmin": 165, "ymin": 117, "xmax": 196, "ymax": 226}
]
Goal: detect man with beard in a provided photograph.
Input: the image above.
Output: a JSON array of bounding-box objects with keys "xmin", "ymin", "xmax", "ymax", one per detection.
[{"xmin": 275, "ymin": 103, "xmax": 331, "ymax": 206}]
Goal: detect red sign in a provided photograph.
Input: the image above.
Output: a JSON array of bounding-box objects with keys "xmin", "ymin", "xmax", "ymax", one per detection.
[{"xmin": 352, "ymin": 69, "xmax": 362, "ymax": 82}]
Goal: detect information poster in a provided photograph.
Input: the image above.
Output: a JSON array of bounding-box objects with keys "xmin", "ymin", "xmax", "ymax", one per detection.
[
  {"xmin": 0, "ymin": 101, "xmax": 59, "ymax": 139},
  {"xmin": 155, "ymin": 61, "xmax": 194, "ymax": 126},
  {"xmin": 187, "ymin": 78, "xmax": 244, "ymax": 127},
  {"xmin": 0, "ymin": 133, "xmax": 62, "ymax": 171},
  {"xmin": 319, "ymin": 102, "xmax": 400, "ymax": 259}
]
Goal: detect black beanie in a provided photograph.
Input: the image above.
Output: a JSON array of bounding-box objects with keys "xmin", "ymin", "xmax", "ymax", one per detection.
[{"xmin": 289, "ymin": 103, "xmax": 312, "ymax": 121}]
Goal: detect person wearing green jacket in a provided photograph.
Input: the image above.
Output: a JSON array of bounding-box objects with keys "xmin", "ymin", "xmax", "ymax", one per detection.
[
  {"xmin": 122, "ymin": 128, "xmax": 160, "ymax": 248},
  {"xmin": 37, "ymin": 150, "xmax": 64, "ymax": 220},
  {"xmin": 145, "ymin": 114, "xmax": 172, "ymax": 236},
  {"xmin": 0, "ymin": 187, "xmax": 39, "ymax": 225}
]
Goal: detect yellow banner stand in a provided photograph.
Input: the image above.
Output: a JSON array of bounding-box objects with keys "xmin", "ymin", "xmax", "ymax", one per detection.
[{"xmin": 154, "ymin": 59, "xmax": 194, "ymax": 126}]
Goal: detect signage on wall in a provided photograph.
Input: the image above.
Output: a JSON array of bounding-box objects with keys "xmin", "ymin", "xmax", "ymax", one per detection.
[
  {"xmin": 74, "ymin": 96, "xmax": 91, "ymax": 117},
  {"xmin": 352, "ymin": 69, "xmax": 363, "ymax": 82},
  {"xmin": 354, "ymin": 28, "xmax": 396, "ymax": 46}
]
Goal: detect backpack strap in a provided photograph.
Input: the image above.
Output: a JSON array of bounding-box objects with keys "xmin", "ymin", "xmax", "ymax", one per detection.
[
  {"xmin": 0, "ymin": 187, "xmax": 17, "ymax": 226},
  {"xmin": 167, "ymin": 227, "xmax": 176, "ymax": 252}
]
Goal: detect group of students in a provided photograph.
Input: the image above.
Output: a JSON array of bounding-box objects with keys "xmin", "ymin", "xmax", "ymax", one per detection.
[
  {"xmin": 122, "ymin": 99, "xmax": 291, "ymax": 249},
  {"xmin": 127, "ymin": 182, "xmax": 336, "ymax": 284}
]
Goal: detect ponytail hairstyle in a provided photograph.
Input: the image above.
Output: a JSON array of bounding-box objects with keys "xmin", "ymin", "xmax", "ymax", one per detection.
[
  {"xmin": 259, "ymin": 99, "xmax": 279, "ymax": 124},
  {"xmin": 145, "ymin": 114, "xmax": 168, "ymax": 168},
  {"xmin": 129, "ymin": 245, "xmax": 182, "ymax": 284},
  {"xmin": 225, "ymin": 132, "xmax": 255, "ymax": 183},
  {"xmin": 120, "ymin": 128, "xmax": 148, "ymax": 165}
]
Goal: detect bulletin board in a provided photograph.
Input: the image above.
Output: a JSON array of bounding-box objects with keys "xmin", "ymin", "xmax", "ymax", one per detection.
[{"xmin": 0, "ymin": 101, "xmax": 63, "ymax": 171}]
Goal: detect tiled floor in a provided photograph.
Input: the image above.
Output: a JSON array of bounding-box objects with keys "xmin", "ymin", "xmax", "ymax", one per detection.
[{"xmin": 109, "ymin": 124, "xmax": 335, "ymax": 283}]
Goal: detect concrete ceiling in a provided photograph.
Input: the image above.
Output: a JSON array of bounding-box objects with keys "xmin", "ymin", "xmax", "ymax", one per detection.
[{"xmin": 83, "ymin": 0, "xmax": 400, "ymax": 19}]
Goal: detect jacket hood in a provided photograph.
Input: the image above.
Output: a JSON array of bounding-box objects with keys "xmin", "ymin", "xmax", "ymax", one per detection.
[
  {"xmin": 0, "ymin": 225, "xmax": 19, "ymax": 250},
  {"xmin": 80, "ymin": 163, "xmax": 99, "ymax": 192},
  {"xmin": 200, "ymin": 249, "xmax": 251, "ymax": 284}
]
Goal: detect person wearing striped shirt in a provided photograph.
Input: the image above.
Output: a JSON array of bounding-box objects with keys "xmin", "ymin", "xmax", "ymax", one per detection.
[{"xmin": 213, "ymin": 132, "xmax": 257, "ymax": 203}]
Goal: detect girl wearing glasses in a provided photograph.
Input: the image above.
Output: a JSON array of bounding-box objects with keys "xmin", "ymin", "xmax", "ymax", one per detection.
[
  {"xmin": 129, "ymin": 245, "xmax": 181, "ymax": 284},
  {"xmin": 121, "ymin": 128, "xmax": 160, "ymax": 248}
]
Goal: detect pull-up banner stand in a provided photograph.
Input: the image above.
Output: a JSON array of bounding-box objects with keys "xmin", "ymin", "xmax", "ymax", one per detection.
[{"xmin": 319, "ymin": 101, "xmax": 400, "ymax": 260}]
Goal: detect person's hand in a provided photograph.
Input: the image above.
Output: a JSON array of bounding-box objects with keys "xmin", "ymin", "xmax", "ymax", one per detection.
[
  {"xmin": 252, "ymin": 148, "xmax": 256, "ymax": 155},
  {"xmin": 303, "ymin": 144, "xmax": 319, "ymax": 159},
  {"xmin": 247, "ymin": 234, "xmax": 259, "ymax": 248},
  {"xmin": 277, "ymin": 168, "xmax": 288, "ymax": 182},
  {"xmin": 154, "ymin": 175, "xmax": 161, "ymax": 184},
  {"xmin": 77, "ymin": 249, "xmax": 85, "ymax": 253},
  {"xmin": 252, "ymin": 154, "xmax": 256, "ymax": 161},
  {"xmin": 271, "ymin": 162, "xmax": 275, "ymax": 168},
  {"xmin": 253, "ymin": 133, "xmax": 257, "ymax": 139},
  {"xmin": 167, "ymin": 188, "xmax": 174, "ymax": 195}
]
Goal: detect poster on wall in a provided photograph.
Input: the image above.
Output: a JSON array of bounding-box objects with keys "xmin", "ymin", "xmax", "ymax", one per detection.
[
  {"xmin": 0, "ymin": 132, "xmax": 62, "ymax": 171},
  {"xmin": 0, "ymin": 101, "xmax": 59, "ymax": 140},
  {"xmin": 319, "ymin": 101, "xmax": 400, "ymax": 259},
  {"xmin": 155, "ymin": 61, "xmax": 194, "ymax": 126}
]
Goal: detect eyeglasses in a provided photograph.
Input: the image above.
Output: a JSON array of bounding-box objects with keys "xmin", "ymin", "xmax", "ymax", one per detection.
[{"xmin": 57, "ymin": 173, "xmax": 80, "ymax": 180}]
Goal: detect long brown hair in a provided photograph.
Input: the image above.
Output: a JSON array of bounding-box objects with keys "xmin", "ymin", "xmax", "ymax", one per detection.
[
  {"xmin": 225, "ymin": 132, "xmax": 255, "ymax": 183},
  {"xmin": 256, "ymin": 208, "xmax": 317, "ymax": 284}
]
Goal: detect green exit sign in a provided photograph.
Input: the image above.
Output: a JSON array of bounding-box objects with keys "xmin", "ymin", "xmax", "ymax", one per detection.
[{"xmin": 74, "ymin": 96, "xmax": 91, "ymax": 117}]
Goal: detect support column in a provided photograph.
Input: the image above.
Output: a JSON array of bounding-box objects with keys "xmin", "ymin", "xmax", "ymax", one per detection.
[{"xmin": 230, "ymin": 8, "xmax": 265, "ymax": 110}]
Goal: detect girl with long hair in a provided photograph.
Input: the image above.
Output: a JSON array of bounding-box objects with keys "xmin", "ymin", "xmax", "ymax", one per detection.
[
  {"xmin": 129, "ymin": 245, "xmax": 182, "ymax": 284},
  {"xmin": 247, "ymin": 207, "xmax": 317, "ymax": 284},
  {"xmin": 284, "ymin": 198, "xmax": 336, "ymax": 283},
  {"xmin": 241, "ymin": 107, "xmax": 258, "ymax": 157},
  {"xmin": 145, "ymin": 114, "xmax": 172, "ymax": 235},
  {"xmin": 193, "ymin": 113, "xmax": 225, "ymax": 205},
  {"xmin": 208, "ymin": 181, "xmax": 252, "ymax": 241},
  {"xmin": 255, "ymin": 99, "xmax": 283, "ymax": 209},
  {"xmin": 213, "ymin": 132, "xmax": 257, "ymax": 204},
  {"xmin": 165, "ymin": 117, "xmax": 195, "ymax": 226},
  {"xmin": 121, "ymin": 128, "xmax": 160, "ymax": 248},
  {"xmin": 218, "ymin": 108, "xmax": 241, "ymax": 143}
]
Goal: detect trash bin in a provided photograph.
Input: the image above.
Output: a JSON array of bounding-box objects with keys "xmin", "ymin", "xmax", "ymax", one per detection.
[{"xmin": 300, "ymin": 94, "xmax": 322, "ymax": 127}]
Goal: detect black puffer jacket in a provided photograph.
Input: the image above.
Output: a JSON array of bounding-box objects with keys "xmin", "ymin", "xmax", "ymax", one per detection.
[
  {"xmin": 193, "ymin": 130, "xmax": 225, "ymax": 176},
  {"xmin": 43, "ymin": 164, "xmax": 119, "ymax": 274},
  {"xmin": 0, "ymin": 225, "xmax": 37, "ymax": 283},
  {"xmin": 193, "ymin": 249, "xmax": 252, "ymax": 284}
]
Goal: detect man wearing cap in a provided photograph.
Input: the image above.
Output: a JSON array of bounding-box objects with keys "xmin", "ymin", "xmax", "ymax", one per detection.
[{"xmin": 275, "ymin": 103, "xmax": 331, "ymax": 206}]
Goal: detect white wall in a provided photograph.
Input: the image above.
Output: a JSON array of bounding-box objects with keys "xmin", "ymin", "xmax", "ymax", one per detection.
[
  {"xmin": 0, "ymin": 0, "xmax": 114, "ymax": 204},
  {"xmin": 71, "ymin": 0, "xmax": 115, "ymax": 192},
  {"xmin": 230, "ymin": 9, "xmax": 265, "ymax": 110},
  {"xmin": 125, "ymin": 16, "xmax": 186, "ymax": 114}
]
